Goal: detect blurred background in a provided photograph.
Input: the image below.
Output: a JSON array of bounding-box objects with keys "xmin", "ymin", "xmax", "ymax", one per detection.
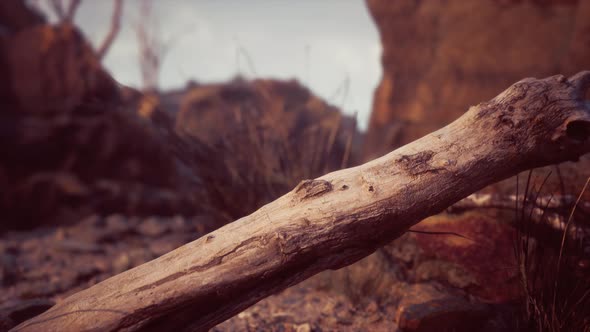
[
  {"xmin": 1, "ymin": 1, "xmax": 590, "ymax": 331},
  {"xmin": 35, "ymin": 0, "xmax": 382, "ymax": 130}
]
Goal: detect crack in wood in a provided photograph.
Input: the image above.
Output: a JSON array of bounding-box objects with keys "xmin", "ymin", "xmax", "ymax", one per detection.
[{"xmin": 131, "ymin": 236, "xmax": 264, "ymax": 294}]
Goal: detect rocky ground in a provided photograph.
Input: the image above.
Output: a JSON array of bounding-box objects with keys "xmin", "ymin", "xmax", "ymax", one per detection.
[
  {"xmin": 0, "ymin": 215, "xmax": 212, "ymax": 330},
  {"xmin": 1, "ymin": 211, "xmax": 524, "ymax": 331}
]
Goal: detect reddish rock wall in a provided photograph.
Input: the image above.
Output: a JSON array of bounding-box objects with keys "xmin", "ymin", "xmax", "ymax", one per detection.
[{"xmin": 364, "ymin": 0, "xmax": 590, "ymax": 159}]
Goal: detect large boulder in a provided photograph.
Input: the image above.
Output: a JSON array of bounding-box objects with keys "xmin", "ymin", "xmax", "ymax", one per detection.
[
  {"xmin": 0, "ymin": 20, "xmax": 209, "ymax": 230},
  {"xmin": 175, "ymin": 78, "xmax": 361, "ymax": 219},
  {"xmin": 411, "ymin": 213, "xmax": 521, "ymax": 303},
  {"xmin": 3, "ymin": 23, "xmax": 119, "ymax": 114},
  {"xmin": 394, "ymin": 283, "xmax": 491, "ymax": 332},
  {"xmin": 0, "ymin": 1, "xmax": 44, "ymax": 33},
  {"xmin": 364, "ymin": 0, "xmax": 590, "ymax": 160}
]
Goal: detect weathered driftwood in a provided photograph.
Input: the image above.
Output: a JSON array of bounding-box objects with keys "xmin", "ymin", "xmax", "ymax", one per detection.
[{"xmin": 14, "ymin": 72, "xmax": 590, "ymax": 331}]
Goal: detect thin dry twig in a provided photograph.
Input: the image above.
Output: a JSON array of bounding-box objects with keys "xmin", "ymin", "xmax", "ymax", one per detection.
[
  {"xmin": 63, "ymin": 0, "xmax": 81, "ymax": 22},
  {"xmin": 49, "ymin": 0, "xmax": 81, "ymax": 22},
  {"xmin": 96, "ymin": 0, "xmax": 124, "ymax": 59},
  {"xmin": 49, "ymin": 0, "xmax": 65, "ymax": 20},
  {"xmin": 552, "ymin": 176, "xmax": 590, "ymax": 327}
]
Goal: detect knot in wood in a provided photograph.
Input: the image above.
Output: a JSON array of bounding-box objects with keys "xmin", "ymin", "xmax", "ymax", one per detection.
[
  {"xmin": 397, "ymin": 150, "xmax": 444, "ymax": 176},
  {"xmin": 294, "ymin": 179, "xmax": 333, "ymax": 201}
]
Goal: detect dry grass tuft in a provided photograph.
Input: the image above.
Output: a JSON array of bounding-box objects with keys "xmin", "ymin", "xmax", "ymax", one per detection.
[
  {"xmin": 515, "ymin": 172, "xmax": 590, "ymax": 332},
  {"xmin": 175, "ymin": 79, "xmax": 360, "ymax": 221}
]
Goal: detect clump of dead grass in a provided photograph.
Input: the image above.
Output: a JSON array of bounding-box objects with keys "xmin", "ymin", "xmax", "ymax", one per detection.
[
  {"xmin": 176, "ymin": 79, "xmax": 359, "ymax": 221},
  {"xmin": 515, "ymin": 172, "xmax": 590, "ymax": 332}
]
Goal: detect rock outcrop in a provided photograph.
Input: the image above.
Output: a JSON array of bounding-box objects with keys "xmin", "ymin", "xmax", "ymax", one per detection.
[
  {"xmin": 3, "ymin": 23, "xmax": 119, "ymax": 114},
  {"xmin": 174, "ymin": 78, "xmax": 360, "ymax": 219},
  {"xmin": 0, "ymin": 4, "xmax": 360, "ymax": 231},
  {"xmin": 0, "ymin": 11, "xmax": 210, "ymax": 230},
  {"xmin": 364, "ymin": 0, "xmax": 590, "ymax": 159}
]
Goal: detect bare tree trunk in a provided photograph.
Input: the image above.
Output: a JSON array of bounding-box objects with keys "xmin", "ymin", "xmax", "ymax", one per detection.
[{"xmin": 12, "ymin": 72, "xmax": 590, "ymax": 331}]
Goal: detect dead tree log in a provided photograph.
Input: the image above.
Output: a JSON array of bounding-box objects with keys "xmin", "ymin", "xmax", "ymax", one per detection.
[{"xmin": 13, "ymin": 72, "xmax": 590, "ymax": 331}]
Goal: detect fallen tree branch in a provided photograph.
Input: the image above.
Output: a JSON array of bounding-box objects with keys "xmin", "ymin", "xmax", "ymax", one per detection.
[
  {"xmin": 451, "ymin": 192, "xmax": 590, "ymax": 242},
  {"xmin": 14, "ymin": 72, "xmax": 590, "ymax": 331},
  {"xmin": 451, "ymin": 193, "xmax": 588, "ymax": 212}
]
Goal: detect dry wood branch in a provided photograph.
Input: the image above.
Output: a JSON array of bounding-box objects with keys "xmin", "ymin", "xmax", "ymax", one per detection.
[
  {"xmin": 49, "ymin": 0, "xmax": 80, "ymax": 22},
  {"xmin": 134, "ymin": 0, "xmax": 192, "ymax": 91},
  {"xmin": 135, "ymin": 0, "xmax": 170, "ymax": 91},
  {"xmin": 451, "ymin": 193, "xmax": 590, "ymax": 219},
  {"xmin": 13, "ymin": 72, "xmax": 590, "ymax": 331},
  {"xmin": 63, "ymin": 0, "xmax": 80, "ymax": 22},
  {"xmin": 136, "ymin": 0, "xmax": 158, "ymax": 90},
  {"xmin": 453, "ymin": 193, "xmax": 575, "ymax": 211},
  {"xmin": 96, "ymin": 0, "xmax": 124, "ymax": 60},
  {"xmin": 49, "ymin": 0, "xmax": 65, "ymax": 20},
  {"xmin": 451, "ymin": 193, "xmax": 590, "ymax": 240}
]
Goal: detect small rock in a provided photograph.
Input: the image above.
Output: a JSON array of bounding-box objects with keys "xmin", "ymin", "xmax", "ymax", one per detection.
[
  {"xmin": 395, "ymin": 283, "xmax": 491, "ymax": 332},
  {"xmin": 149, "ymin": 239, "xmax": 176, "ymax": 257},
  {"xmin": 0, "ymin": 253, "xmax": 18, "ymax": 286},
  {"xmin": 53, "ymin": 228, "xmax": 65, "ymax": 241},
  {"xmin": 0, "ymin": 298, "xmax": 54, "ymax": 330},
  {"xmin": 127, "ymin": 248, "xmax": 153, "ymax": 267},
  {"xmin": 55, "ymin": 240, "xmax": 103, "ymax": 254},
  {"xmin": 415, "ymin": 260, "xmax": 477, "ymax": 289},
  {"xmin": 112, "ymin": 253, "xmax": 131, "ymax": 274},
  {"xmin": 387, "ymin": 234, "xmax": 421, "ymax": 263},
  {"xmin": 365, "ymin": 301, "xmax": 379, "ymax": 313},
  {"xmin": 21, "ymin": 238, "xmax": 41, "ymax": 253},
  {"xmin": 105, "ymin": 214, "xmax": 130, "ymax": 234},
  {"xmin": 295, "ymin": 323, "xmax": 311, "ymax": 332},
  {"xmin": 137, "ymin": 217, "xmax": 168, "ymax": 237},
  {"xmin": 170, "ymin": 215, "xmax": 186, "ymax": 231}
]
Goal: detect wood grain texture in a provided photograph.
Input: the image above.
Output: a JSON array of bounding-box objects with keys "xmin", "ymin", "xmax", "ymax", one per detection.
[{"xmin": 13, "ymin": 72, "xmax": 590, "ymax": 331}]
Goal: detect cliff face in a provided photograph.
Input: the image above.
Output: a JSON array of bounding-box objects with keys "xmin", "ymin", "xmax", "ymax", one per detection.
[
  {"xmin": 360, "ymin": 1, "xmax": 590, "ymax": 311},
  {"xmin": 364, "ymin": 0, "xmax": 590, "ymax": 159}
]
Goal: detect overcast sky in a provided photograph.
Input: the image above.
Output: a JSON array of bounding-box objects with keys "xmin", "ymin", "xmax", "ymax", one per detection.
[{"xmin": 41, "ymin": 0, "xmax": 382, "ymax": 129}]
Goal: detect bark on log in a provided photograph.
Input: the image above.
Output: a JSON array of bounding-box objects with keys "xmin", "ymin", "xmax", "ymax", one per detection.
[{"xmin": 13, "ymin": 72, "xmax": 590, "ymax": 331}]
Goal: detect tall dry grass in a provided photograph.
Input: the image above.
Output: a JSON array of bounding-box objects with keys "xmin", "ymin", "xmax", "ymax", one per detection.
[
  {"xmin": 515, "ymin": 172, "xmax": 590, "ymax": 331},
  {"xmin": 175, "ymin": 81, "xmax": 359, "ymax": 222}
]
